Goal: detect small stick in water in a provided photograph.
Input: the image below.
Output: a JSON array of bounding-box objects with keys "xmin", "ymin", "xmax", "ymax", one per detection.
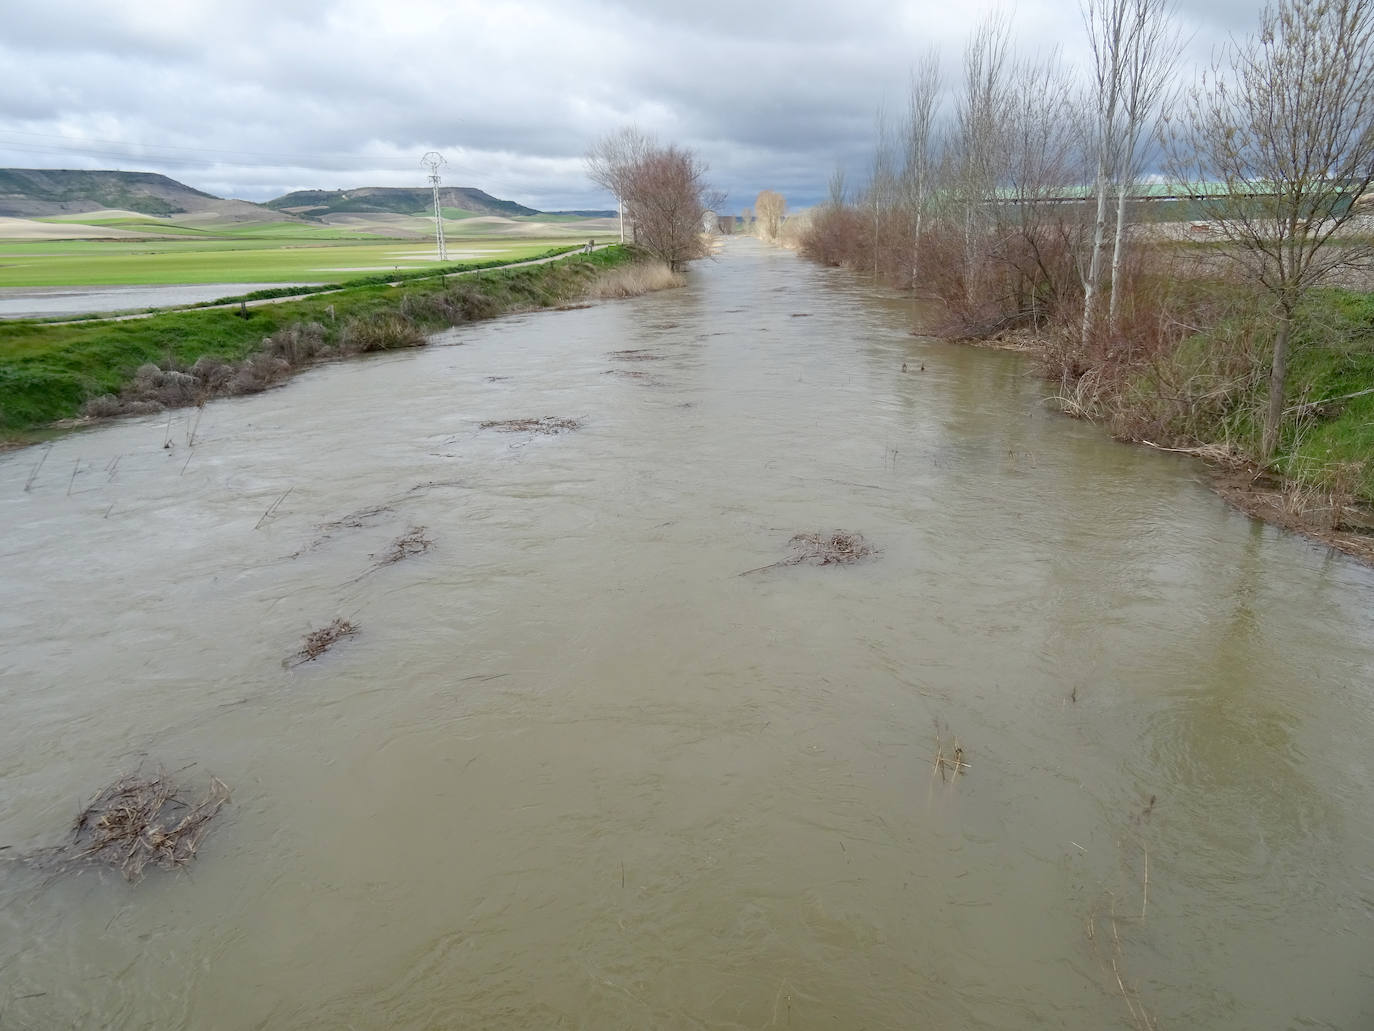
[
  {"xmin": 1141, "ymin": 843, "xmax": 1149, "ymax": 921},
  {"xmin": 24, "ymin": 444, "xmax": 51, "ymax": 492},
  {"xmin": 254, "ymin": 486, "xmax": 294, "ymax": 530}
]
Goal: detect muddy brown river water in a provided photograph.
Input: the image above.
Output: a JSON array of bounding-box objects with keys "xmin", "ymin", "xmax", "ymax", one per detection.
[{"xmin": 1, "ymin": 238, "xmax": 1372, "ymax": 1028}]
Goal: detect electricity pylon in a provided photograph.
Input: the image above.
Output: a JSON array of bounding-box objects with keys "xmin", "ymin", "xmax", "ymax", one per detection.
[{"xmin": 421, "ymin": 152, "xmax": 448, "ymax": 261}]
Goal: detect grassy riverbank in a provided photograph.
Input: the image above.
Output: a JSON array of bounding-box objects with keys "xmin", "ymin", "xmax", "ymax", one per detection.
[
  {"xmin": 0, "ymin": 246, "xmax": 670, "ymax": 441},
  {"xmin": 1003, "ymin": 273, "xmax": 1374, "ymax": 561}
]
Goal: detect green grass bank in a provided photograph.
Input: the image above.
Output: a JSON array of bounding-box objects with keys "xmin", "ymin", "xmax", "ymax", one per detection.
[
  {"xmin": 0, "ymin": 246, "xmax": 643, "ymax": 440},
  {"xmin": 1034, "ymin": 277, "xmax": 1374, "ymax": 561}
]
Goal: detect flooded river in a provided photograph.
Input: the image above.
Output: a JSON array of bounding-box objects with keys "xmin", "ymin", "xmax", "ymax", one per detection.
[{"xmin": 2, "ymin": 238, "xmax": 1372, "ymax": 1028}]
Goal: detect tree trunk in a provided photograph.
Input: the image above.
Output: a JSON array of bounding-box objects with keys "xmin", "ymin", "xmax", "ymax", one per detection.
[
  {"xmin": 1082, "ymin": 163, "xmax": 1111, "ymax": 352},
  {"xmin": 1262, "ymin": 310, "xmax": 1292, "ymax": 460},
  {"xmin": 1108, "ymin": 181, "xmax": 1129, "ymax": 338}
]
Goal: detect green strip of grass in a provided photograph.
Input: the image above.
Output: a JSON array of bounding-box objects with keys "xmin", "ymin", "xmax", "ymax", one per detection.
[
  {"xmin": 0, "ymin": 246, "xmax": 633, "ymax": 435},
  {"xmin": 0, "ymin": 237, "xmax": 581, "ymax": 286}
]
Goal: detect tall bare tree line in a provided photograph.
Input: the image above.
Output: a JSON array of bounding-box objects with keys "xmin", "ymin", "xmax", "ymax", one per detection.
[{"xmin": 799, "ymin": 0, "xmax": 1374, "ymax": 457}]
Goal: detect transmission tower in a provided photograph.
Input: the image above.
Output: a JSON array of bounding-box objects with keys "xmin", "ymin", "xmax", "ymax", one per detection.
[{"xmin": 421, "ymin": 151, "xmax": 448, "ymax": 261}]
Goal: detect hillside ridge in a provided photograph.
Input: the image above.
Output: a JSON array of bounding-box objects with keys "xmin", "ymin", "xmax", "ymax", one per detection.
[
  {"xmin": 0, "ymin": 169, "xmax": 547, "ymax": 221},
  {"xmin": 266, "ymin": 185, "xmax": 538, "ymax": 219}
]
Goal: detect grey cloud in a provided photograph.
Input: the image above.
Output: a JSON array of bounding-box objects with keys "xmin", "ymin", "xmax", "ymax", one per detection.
[{"xmin": 1, "ymin": 0, "xmax": 1269, "ymax": 210}]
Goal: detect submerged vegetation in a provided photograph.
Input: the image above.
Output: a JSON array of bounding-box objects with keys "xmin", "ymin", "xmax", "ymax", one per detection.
[{"xmin": 0, "ymin": 246, "xmax": 678, "ymax": 437}]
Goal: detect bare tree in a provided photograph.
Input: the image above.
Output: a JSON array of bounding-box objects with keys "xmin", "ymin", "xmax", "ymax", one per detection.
[
  {"xmin": 1173, "ymin": 0, "xmax": 1374, "ymax": 458},
  {"xmin": 999, "ymin": 51, "xmax": 1082, "ymax": 328},
  {"xmin": 827, "ymin": 166, "xmax": 848, "ymax": 209},
  {"xmin": 586, "ymin": 127, "xmax": 656, "ymax": 244},
  {"xmin": 1106, "ymin": 0, "xmax": 1182, "ymax": 334},
  {"xmin": 901, "ymin": 50, "xmax": 943, "ymax": 292},
  {"xmin": 953, "ymin": 12, "xmax": 1014, "ymax": 306},
  {"xmin": 1080, "ymin": 0, "xmax": 1129, "ymax": 349},
  {"xmin": 755, "ymin": 190, "xmax": 787, "ymax": 240},
  {"xmin": 865, "ymin": 104, "xmax": 903, "ymax": 278},
  {"xmin": 619, "ymin": 145, "xmax": 720, "ymax": 270}
]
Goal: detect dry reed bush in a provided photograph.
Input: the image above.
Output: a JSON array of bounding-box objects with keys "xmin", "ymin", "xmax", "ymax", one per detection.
[
  {"xmin": 263, "ymin": 321, "xmax": 327, "ymax": 364},
  {"xmin": 587, "ymin": 261, "xmax": 684, "ymax": 299},
  {"xmin": 339, "ymin": 313, "xmax": 426, "ymax": 353},
  {"xmin": 226, "ymin": 354, "xmax": 291, "ymax": 395},
  {"xmin": 23, "ymin": 767, "xmax": 230, "ymax": 882},
  {"xmin": 79, "ymin": 344, "xmax": 300, "ymax": 418},
  {"xmin": 742, "ymin": 530, "xmax": 877, "ymax": 575},
  {"xmin": 480, "ymin": 416, "xmax": 581, "ymax": 434},
  {"xmin": 799, "ymin": 205, "xmax": 866, "ymax": 268},
  {"xmin": 80, "ymin": 393, "xmax": 125, "ymax": 418},
  {"xmin": 289, "ymin": 617, "xmax": 358, "ymax": 666}
]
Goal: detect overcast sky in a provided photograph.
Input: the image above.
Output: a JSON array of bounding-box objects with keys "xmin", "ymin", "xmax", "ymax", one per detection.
[{"xmin": 2, "ymin": 0, "xmax": 1264, "ymax": 212}]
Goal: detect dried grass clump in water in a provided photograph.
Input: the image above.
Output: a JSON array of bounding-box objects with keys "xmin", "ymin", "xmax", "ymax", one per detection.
[
  {"xmin": 588, "ymin": 262, "xmax": 685, "ymax": 299},
  {"xmin": 931, "ymin": 728, "xmax": 969, "ymax": 784},
  {"xmin": 379, "ymin": 526, "xmax": 432, "ymax": 565},
  {"xmin": 742, "ymin": 530, "xmax": 876, "ymax": 575},
  {"xmin": 25, "ymin": 768, "xmax": 230, "ymax": 882},
  {"xmin": 608, "ymin": 349, "xmax": 665, "ymax": 361},
  {"xmin": 290, "ymin": 617, "xmax": 359, "ymax": 665},
  {"xmin": 480, "ymin": 416, "xmax": 581, "ymax": 435}
]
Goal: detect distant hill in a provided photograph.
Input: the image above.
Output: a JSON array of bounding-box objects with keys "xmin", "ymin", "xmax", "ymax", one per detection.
[
  {"xmin": 267, "ymin": 186, "xmax": 538, "ymax": 219},
  {"xmin": 0, "ymin": 168, "xmax": 268, "ymax": 218},
  {"xmin": 546, "ymin": 209, "xmax": 617, "ymax": 218}
]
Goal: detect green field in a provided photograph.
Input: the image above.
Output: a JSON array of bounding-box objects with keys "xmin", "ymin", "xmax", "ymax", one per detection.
[
  {"xmin": 0, "ymin": 246, "xmax": 635, "ymax": 435},
  {"xmin": 0, "ymin": 235, "xmax": 582, "ymax": 287}
]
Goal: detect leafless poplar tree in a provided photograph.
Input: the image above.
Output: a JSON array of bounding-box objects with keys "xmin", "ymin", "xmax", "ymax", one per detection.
[
  {"xmin": 1080, "ymin": 0, "xmax": 1129, "ymax": 349},
  {"xmin": 954, "ymin": 12, "xmax": 1013, "ymax": 305},
  {"xmin": 586, "ymin": 127, "xmax": 656, "ymax": 244},
  {"xmin": 755, "ymin": 190, "xmax": 787, "ymax": 240},
  {"xmin": 901, "ymin": 50, "xmax": 943, "ymax": 291},
  {"xmin": 1106, "ymin": 0, "xmax": 1182, "ymax": 333},
  {"xmin": 1173, "ymin": 0, "xmax": 1374, "ymax": 458},
  {"xmin": 999, "ymin": 51, "xmax": 1082, "ymax": 328},
  {"xmin": 868, "ymin": 104, "xmax": 902, "ymax": 278}
]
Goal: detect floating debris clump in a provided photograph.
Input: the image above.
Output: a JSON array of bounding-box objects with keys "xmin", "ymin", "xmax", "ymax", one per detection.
[
  {"xmin": 742, "ymin": 530, "xmax": 877, "ymax": 575},
  {"xmin": 479, "ymin": 417, "xmax": 581, "ymax": 435},
  {"xmin": 23, "ymin": 768, "xmax": 230, "ymax": 882}
]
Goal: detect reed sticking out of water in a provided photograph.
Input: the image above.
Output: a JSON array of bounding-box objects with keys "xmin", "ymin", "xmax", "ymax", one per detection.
[
  {"xmin": 740, "ymin": 531, "xmax": 876, "ymax": 575},
  {"xmin": 931, "ymin": 734, "xmax": 969, "ymax": 784},
  {"xmin": 21, "ymin": 767, "xmax": 230, "ymax": 882},
  {"xmin": 254, "ymin": 486, "xmax": 294, "ymax": 530},
  {"xmin": 23, "ymin": 444, "xmax": 51, "ymax": 491},
  {"xmin": 289, "ymin": 618, "xmax": 358, "ymax": 666},
  {"xmin": 1084, "ymin": 828, "xmax": 1158, "ymax": 1030}
]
